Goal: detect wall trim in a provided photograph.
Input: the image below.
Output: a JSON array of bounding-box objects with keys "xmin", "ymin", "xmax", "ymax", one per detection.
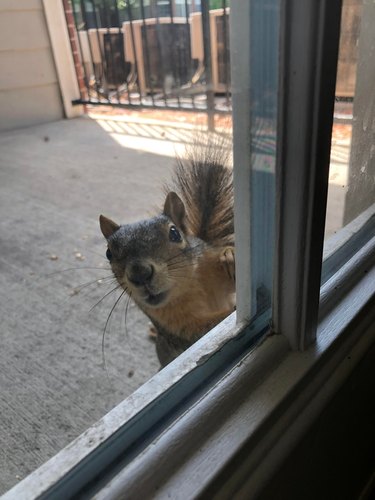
[{"xmin": 42, "ymin": 0, "xmax": 83, "ymax": 118}]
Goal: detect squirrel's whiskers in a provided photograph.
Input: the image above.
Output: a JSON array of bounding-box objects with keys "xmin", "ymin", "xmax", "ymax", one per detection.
[
  {"xmin": 89, "ymin": 283, "xmax": 123, "ymax": 312},
  {"xmin": 101, "ymin": 289, "xmax": 127, "ymax": 387}
]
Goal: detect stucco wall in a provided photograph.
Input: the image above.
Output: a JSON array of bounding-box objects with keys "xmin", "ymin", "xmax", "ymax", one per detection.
[{"xmin": 0, "ymin": 0, "xmax": 64, "ymax": 132}]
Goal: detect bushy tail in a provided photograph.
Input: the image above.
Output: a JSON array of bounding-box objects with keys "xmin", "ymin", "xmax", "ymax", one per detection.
[{"xmin": 168, "ymin": 136, "xmax": 234, "ymax": 247}]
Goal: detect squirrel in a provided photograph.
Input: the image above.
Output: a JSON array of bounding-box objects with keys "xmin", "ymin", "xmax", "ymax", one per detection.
[{"xmin": 99, "ymin": 143, "xmax": 235, "ymax": 367}]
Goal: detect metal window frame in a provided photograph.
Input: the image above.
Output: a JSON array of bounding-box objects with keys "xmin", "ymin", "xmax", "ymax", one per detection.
[
  {"xmin": 4, "ymin": 1, "xmax": 375, "ymax": 499},
  {"xmin": 231, "ymin": 0, "xmax": 252, "ymax": 320},
  {"xmin": 272, "ymin": 0, "xmax": 343, "ymax": 350},
  {"xmin": 232, "ymin": 0, "xmax": 279, "ymax": 323}
]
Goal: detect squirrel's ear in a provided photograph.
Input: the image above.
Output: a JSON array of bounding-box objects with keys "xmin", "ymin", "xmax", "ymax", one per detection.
[
  {"xmin": 99, "ymin": 215, "xmax": 120, "ymax": 239},
  {"xmin": 163, "ymin": 192, "xmax": 186, "ymax": 229}
]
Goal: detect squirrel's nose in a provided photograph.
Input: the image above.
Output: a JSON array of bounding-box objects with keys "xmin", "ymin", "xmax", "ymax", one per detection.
[{"xmin": 127, "ymin": 262, "xmax": 154, "ymax": 286}]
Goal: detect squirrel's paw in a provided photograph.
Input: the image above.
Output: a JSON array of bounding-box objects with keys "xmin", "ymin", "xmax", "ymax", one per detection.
[
  {"xmin": 220, "ymin": 247, "xmax": 235, "ymax": 282},
  {"xmin": 148, "ymin": 323, "xmax": 158, "ymax": 342}
]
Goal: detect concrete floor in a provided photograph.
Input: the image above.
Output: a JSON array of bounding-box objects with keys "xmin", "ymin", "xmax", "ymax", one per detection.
[
  {"xmin": 0, "ymin": 113, "xmax": 350, "ymax": 494},
  {"xmin": 0, "ymin": 116, "xmax": 178, "ymax": 493}
]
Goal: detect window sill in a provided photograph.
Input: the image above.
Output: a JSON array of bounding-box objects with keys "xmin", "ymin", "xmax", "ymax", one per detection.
[
  {"xmin": 3, "ymin": 311, "xmax": 265, "ymax": 500},
  {"xmin": 94, "ymin": 264, "xmax": 375, "ymax": 500},
  {"xmin": 5, "ymin": 262, "xmax": 375, "ymax": 500}
]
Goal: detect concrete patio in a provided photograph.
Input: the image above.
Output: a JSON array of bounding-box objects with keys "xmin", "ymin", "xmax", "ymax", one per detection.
[
  {"xmin": 0, "ymin": 115, "xmax": 180, "ymax": 493},
  {"xmin": 0, "ymin": 112, "xmax": 350, "ymax": 494}
]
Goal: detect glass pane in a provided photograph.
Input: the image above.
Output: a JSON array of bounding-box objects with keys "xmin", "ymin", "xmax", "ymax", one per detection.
[
  {"xmin": 232, "ymin": 0, "xmax": 279, "ymax": 321},
  {"xmin": 323, "ymin": 0, "xmax": 375, "ymax": 282},
  {"xmin": 0, "ymin": 1, "xmax": 279, "ymax": 494},
  {"xmin": 249, "ymin": 0, "xmax": 279, "ymax": 316}
]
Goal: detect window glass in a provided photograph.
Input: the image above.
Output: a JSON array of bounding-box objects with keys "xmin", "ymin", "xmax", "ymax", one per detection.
[
  {"xmin": 250, "ymin": 0, "xmax": 279, "ymax": 316},
  {"xmin": 0, "ymin": 1, "xmax": 280, "ymax": 495},
  {"xmin": 0, "ymin": 1, "xmax": 276, "ymax": 494},
  {"xmin": 323, "ymin": 0, "xmax": 375, "ymax": 282},
  {"xmin": 232, "ymin": 0, "xmax": 279, "ymax": 321}
]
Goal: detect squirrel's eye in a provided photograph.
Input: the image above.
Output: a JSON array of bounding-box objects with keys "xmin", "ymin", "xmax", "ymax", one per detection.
[
  {"xmin": 169, "ymin": 225, "xmax": 182, "ymax": 243},
  {"xmin": 106, "ymin": 248, "xmax": 112, "ymax": 261}
]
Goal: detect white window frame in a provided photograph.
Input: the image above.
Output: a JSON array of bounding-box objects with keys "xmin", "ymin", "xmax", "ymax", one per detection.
[{"xmin": 4, "ymin": 1, "xmax": 375, "ymax": 499}]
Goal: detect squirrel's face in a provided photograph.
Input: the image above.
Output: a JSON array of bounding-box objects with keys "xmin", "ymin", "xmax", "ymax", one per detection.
[{"xmin": 99, "ymin": 192, "xmax": 198, "ymax": 309}]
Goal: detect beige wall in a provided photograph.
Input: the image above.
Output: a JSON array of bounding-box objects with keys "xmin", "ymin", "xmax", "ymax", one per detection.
[{"xmin": 0, "ymin": 0, "xmax": 64, "ymax": 132}]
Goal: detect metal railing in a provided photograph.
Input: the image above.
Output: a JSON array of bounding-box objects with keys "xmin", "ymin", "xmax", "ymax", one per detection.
[{"xmin": 70, "ymin": 0, "xmax": 231, "ymax": 123}]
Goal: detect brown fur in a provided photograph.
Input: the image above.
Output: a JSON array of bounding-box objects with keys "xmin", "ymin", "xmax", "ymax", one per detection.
[
  {"xmin": 166, "ymin": 140, "xmax": 234, "ymax": 247},
  {"xmin": 141, "ymin": 246, "xmax": 235, "ymax": 342},
  {"xmin": 99, "ymin": 148, "xmax": 235, "ymax": 366}
]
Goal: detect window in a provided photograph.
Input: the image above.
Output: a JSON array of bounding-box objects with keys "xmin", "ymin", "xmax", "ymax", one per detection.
[
  {"xmin": 323, "ymin": 0, "xmax": 375, "ymax": 286},
  {"xmin": 4, "ymin": 1, "xmax": 375, "ymax": 498}
]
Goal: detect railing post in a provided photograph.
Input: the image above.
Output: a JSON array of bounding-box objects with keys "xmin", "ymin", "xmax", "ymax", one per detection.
[{"xmin": 201, "ymin": 0, "xmax": 215, "ymax": 131}]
